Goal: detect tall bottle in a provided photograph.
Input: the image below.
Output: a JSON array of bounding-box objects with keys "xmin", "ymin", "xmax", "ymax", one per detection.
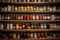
[
  {"xmin": 0, "ymin": 15, "xmax": 1, "ymax": 20},
  {"xmin": 17, "ymin": 33, "xmax": 20, "ymax": 39}
]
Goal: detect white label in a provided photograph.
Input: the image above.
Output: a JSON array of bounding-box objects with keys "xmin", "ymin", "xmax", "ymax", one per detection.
[
  {"xmin": 33, "ymin": 15, "xmax": 35, "ymax": 20},
  {"xmin": 7, "ymin": 24, "xmax": 10, "ymax": 29},
  {"xmin": 10, "ymin": 24, "xmax": 13, "ymax": 29},
  {"xmin": 1, "ymin": 24, "xmax": 3, "ymax": 29}
]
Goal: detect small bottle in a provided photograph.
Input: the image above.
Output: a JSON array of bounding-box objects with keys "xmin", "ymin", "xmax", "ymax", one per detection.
[
  {"xmin": 47, "ymin": 15, "xmax": 50, "ymax": 20},
  {"xmin": 38, "ymin": 0, "xmax": 41, "ymax": 2},
  {"xmin": 33, "ymin": 15, "xmax": 36, "ymax": 20},
  {"xmin": 7, "ymin": 24, "xmax": 10, "ymax": 29},
  {"xmin": 4, "ymin": 7, "xmax": 7, "ymax": 11},
  {"xmin": 43, "ymin": 23, "xmax": 47, "ymax": 29},
  {"xmin": 8, "ymin": 15, "xmax": 10, "ymax": 20},
  {"xmin": 44, "ymin": 32, "xmax": 47, "ymax": 38},
  {"xmin": 29, "ymin": 15, "xmax": 33, "ymax": 20},
  {"xmin": 14, "ymin": 6, "xmax": 18, "ymax": 11},
  {"xmin": 10, "ymin": 0, "xmax": 14, "ymax": 3},
  {"xmin": 30, "ymin": 6, "xmax": 33, "ymax": 11},
  {"xmin": 30, "ymin": 33, "xmax": 34, "ymax": 38},
  {"xmin": 10, "ymin": 24, "xmax": 13, "ymax": 30},
  {"xmin": 26, "ymin": 15, "xmax": 29, "ymax": 20},
  {"xmin": 34, "ymin": 32, "xmax": 37, "ymax": 38},
  {"xmin": 11, "ymin": 5, "xmax": 14, "ymax": 11},
  {"xmin": 16, "ymin": 23, "xmax": 19, "ymax": 29},
  {"xmin": 8, "ymin": 5, "xmax": 11, "ymax": 11},
  {"xmin": 18, "ymin": 7, "xmax": 20, "ymax": 11},
  {"xmin": 33, "ymin": 6, "xmax": 37, "ymax": 11},
  {"xmin": 36, "ymin": 15, "xmax": 39, "ymax": 20},
  {"xmin": 50, "ymin": 24, "xmax": 54, "ymax": 29},
  {"xmin": 53, "ymin": 6, "xmax": 56, "ymax": 11},
  {"xmin": 22, "ymin": 23, "xmax": 25, "ymax": 29},
  {"xmin": 13, "ymin": 33, "xmax": 16, "ymax": 39},
  {"xmin": 44, "ymin": 6, "xmax": 46, "ymax": 11},
  {"xmin": 51, "ymin": 15, "xmax": 55, "ymax": 20},
  {"xmin": 37, "ymin": 33, "xmax": 41, "ymax": 38},
  {"xmin": 17, "ymin": 33, "xmax": 20, "ymax": 39},
  {"xmin": 19, "ymin": 23, "xmax": 22, "ymax": 29},
  {"xmin": 0, "ymin": 24, "xmax": 3, "ymax": 29},
  {"xmin": 31, "ymin": 23, "xmax": 34, "ymax": 29},
  {"xmin": 20, "ymin": 15, "xmax": 23, "ymax": 20},
  {"xmin": 0, "ymin": 15, "xmax": 1, "ymax": 20},
  {"xmin": 18, "ymin": 15, "xmax": 21, "ymax": 20},
  {"xmin": 40, "ymin": 23, "xmax": 44, "ymax": 29},
  {"xmin": 23, "ymin": 15, "xmax": 27, "ymax": 20},
  {"xmin": 20, "ymin": 6, "xmax": 24, "ymax": 12}
]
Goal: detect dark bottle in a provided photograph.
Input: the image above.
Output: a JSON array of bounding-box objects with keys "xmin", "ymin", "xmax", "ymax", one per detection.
[
  {"xmin": 8, "ymin": 33, "xmax": 13, "ymax": 39},
  {"xmin": 44, "ymin": 32, "xmax": 47, "ymax": 38},
  {"xmin": 41, "ymin": 32, "xmax": 44, "ymax": 38},
  {"xmin": 29, "ymin": 15, "xmax": 33, "ymax": 20},
  {"xmin": 19, "ymin": 23, "xmax": 22, "ymax": 29},
  {"xmin": 25, "ymin": 23, "xmax": 29, "ymax": 29},
  {"xmin": 3, "ymin": 24, "xmax": 7, "ymax": 29},
  {"xmin": 30, "ymin": 32, "xmax": 34, "ymax": 38},
  {"xmin": 17, "ymin": 33, "xmax": 20, "ymax": 39},
  {"xmin": 7, "ymin": 15, "xmax": 10, "ymax": 20},
  {"xmin": 37, "ymin": 33, "xmax": 41, "ymax": 38},
  {"xmin": 47, "ymin": 23, "xmax": 50, "ymax": 29},
  {"xmin": 1, "ymin": 15, "xmax": 4, "ymax": 20},
  {"xmin": 23, "ymin": 15, "xmax": 27, "ymax": 20},
  {"xmin": 26, "ymin": 15, "xmax": 29, "ymax": 20},
  {"xmin": 31, "ymin": 23, "xmax": 34, "ymax": 29},
  {"xmin": 22, "ymin": 23, "xmax": 25, "ymax": 29}
]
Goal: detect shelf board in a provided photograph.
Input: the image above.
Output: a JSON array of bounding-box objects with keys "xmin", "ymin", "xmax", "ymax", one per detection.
[
  {"xmin": 0, "ymin": 20, "xmax": 60, "ymax": 22},
  {"xmin": 0, "ymin": 38, "xmax": 60, "ymax": 40},
  {"xmin": 0, "ymin": 29, "xmax": 60, "ymax": 32},
  {"xmin": 0, "ymin": 11, "xmax": 60, "ymax": 13},
  {"xmin": 0, "ymin": 2, "xmax": 60, "ymax": 5}
]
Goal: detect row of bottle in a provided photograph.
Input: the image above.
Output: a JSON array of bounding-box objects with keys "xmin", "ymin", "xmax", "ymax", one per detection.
[
  {"xmin": 0, "ymin": 5, "xmax": 57, "ymax": 12},
  {"xmin": 0, "ymin": 0, "xmax": 59, "ymax": 2},
  {"xmin": 0, "ymin": 14, "xmax": 60, "ymax": 20},
  {"xmin": 0, "ymin": 23, "xmax": 60, "ymax": 29},
  {"xmin": 0, "ymin": 32, "xmax": 60, "ymax": 39}
]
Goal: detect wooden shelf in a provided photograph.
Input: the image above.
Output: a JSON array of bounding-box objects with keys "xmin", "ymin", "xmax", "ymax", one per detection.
[
  {"xmin": 0, "ymin": 29, "xmax": 60, "ymax": 32},
  {"xmin": 0, "ymin": 38, "xmax": 60, "ymax": 40},
  {"xmin": 0, "ymin": 2, "xmax": 60, "ymax": 5},
  {"xmin": 0, "ymin": 11, "xmax": 60, "ymax": 14},
  {"xmin": 0, "ymin": 20, "xmax": 60, "ymax": 22}
]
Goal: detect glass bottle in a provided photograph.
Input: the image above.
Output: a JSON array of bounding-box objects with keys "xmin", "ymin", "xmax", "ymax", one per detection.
[
  {"xmin": 17, "ymin": 33, "xmax": 20, "ymax": 39},
  {"xmin": 16, "ymin": 23, "xmax": 19, "ymax": 29},
  {"xmin": 37, "ymin": 32, "xmax": 41, "ymax": 38},
  {"xmin": 36, "ymin": 15, "xmax": 39, "ymax": 20},
  {"xmin": 13, "ymin": 33, "xmax": 16, "ymax": 39},
  {"xmin": 10, "ymin": 23, "xmax": 13, "ymax": 30},
  {"xmin": 0, "ymin": 15, "xmax": 1, "ymax": 20},
  {"xmin": 34, "ymin": 32, "xmax": 37, "ymax": 38},
  {"xmin": 33, "ymin": 15, "xmax": 36, "ymax": 20},
  {"xmin": 29, "ymin": 14, "xmax": 33, "ymax": 20}
]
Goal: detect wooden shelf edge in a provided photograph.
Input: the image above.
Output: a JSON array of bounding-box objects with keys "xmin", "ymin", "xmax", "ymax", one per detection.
[
  {"xmin": 0, "ymin": 29, "xmax": 60, "ymax": 32},
  {"xmin": 0, "ymin": 11, "xmax": 60, "ymax": 13},
  {"xmin": 0, "ymin": 38, "xmax": 60, "ymax": 40},
  {"xmin": 0, "ymin": 20, "xmax": 60, "ymax": 22}
]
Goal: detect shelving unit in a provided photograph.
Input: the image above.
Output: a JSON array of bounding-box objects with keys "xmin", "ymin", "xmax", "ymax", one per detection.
[{"xmin": 0, "ymin": 0, "xmax": 60, "ymax": 40}]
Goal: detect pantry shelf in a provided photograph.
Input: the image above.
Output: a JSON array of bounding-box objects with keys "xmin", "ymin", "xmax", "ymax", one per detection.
[
  {"xmin": 0, "ymin": 38, "xmax": 60, "ymax": 40},
  {"xmin": 0, "ymin": 11, "xmax": 60, "ymax": 13},
  {"xmin": 0, "ymin": 2, "xmax": 60, "ymax": 5},
  {"xmin": 0, "ymin": 29, "xmax": 60, "ymax": 32},
  {"xmin": 0, "ymin": 20, "xmax": 60, "ymax": 22}
]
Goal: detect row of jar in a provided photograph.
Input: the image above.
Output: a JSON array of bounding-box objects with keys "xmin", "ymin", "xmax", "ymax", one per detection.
[
  {"xmin": 0, "ymin": 14, "xmax": 60, "ymax": 20},
  {"xmin": 0, "ymin": 5, "xmax": 57, "ymax": 12},
  {"xmin": 0, "ymin": 0, "xmax": 59, "ymax": 3},
  {"xmin": 0, "ymin": 23, "xmax": 60, "ymax": 29},
  {"xmin": 0, "ymin": 32, "xmax": 60, "ymax": 39}
]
